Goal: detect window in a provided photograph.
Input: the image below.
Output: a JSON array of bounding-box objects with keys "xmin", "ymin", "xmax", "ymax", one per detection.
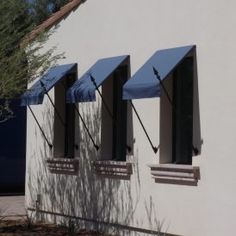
[
  {"xmin": 21, "ymin": 63, "xmax": 79, "ymax": 174},
  {"xmin": 153, "ymin": 55, "xmax": 200, "ymax": 185},
  {"xmin": 94, "ymin": 65, "xmax": 133, "ymax": 179},
  {"xmin": 160, "ymin": 56, "xmax": 195, "ymax": 165},
  {"xmin": 47, "ymin": 73, "xmax": 79, "ymax": 175},
  {"xmin": 53, "ymin": 74, "xmax": 76, "ymax": 159},
  {"xmin": 122, "ymin": 45, "xmax": 200, "ymax": 184}
]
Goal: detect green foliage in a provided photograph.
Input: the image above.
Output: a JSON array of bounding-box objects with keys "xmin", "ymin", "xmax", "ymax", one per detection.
[
  {"xmin": 31, "ymin": 0, "xmax": 69, "ymax": 25},
  {"xmin": 0, "ymin": 0, "xmax": 62, "ymax": 121},
  {"xmin": 0, "ymin": 0, "xmax": 32, "ymax": 99}
]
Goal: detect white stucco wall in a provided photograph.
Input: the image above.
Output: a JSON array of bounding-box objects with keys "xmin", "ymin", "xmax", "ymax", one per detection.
[{"xmin": 25, "ymin": 1, "xmax": 236, "ymax": 235}]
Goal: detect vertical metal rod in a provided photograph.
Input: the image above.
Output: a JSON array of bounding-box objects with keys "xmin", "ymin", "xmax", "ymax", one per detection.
[
  {"xmin": 90, "ymin": 74, "xmax": 131, "ymax": 153},
  {"xmin": 152, "ymin": 66, "xmax": 198, "ymax": 155},
  {"xmin": 130, "ymin": 101, "xmax": 158, "ymax": 154},
  {"xmin": 73, "ymin": 104, "xmax": 99, "ymax": 151},
  {"xmin": 28, "ymin": 106, "xmax": 52, "ymax": 149},
  {"xmin": 40, "ymin": 81, "xmax": 65, "ymax": 127}
]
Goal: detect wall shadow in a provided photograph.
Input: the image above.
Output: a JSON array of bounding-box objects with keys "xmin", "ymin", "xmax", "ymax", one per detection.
[{"xmin": 26, "ymin": 93, "xmax": 178, "ymax": 235}]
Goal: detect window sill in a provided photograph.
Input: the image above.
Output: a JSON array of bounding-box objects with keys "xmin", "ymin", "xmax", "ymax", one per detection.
[
  {"xmin": 148, "ymin": 164, "xmax": 200, "ymax": 186},
  {"xmin": 46, "ymin": 158, "xmax": 79, "ymax": 175},
  {"xmin": 93, "ymin": 160, "xmax": 133, "ymax": 180}
]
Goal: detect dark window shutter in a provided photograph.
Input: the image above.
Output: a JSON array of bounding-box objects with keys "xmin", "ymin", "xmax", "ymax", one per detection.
[
  {"xmin": 172, "ymin": 57, "xmax": 193, "ymax": 164},
  {"xmin": 112, "ymin": 66, "xmax": 128, "ymax": 161},
  {"xmin": 64, "ymin": 75, "xmax": 76, "ymax": 158}
]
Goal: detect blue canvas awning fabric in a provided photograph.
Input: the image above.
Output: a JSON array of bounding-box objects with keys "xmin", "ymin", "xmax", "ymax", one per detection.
[
  {"xmin": 67, "ymin": 55, "xmax": 129, "ymax": 103},
  {"xmin": 123, "ymin": 45, "xmax": 195, "ymax": 100},
  {"xmin": 21, "ymin": 63, "xmax": 77, "ymax": 106}
]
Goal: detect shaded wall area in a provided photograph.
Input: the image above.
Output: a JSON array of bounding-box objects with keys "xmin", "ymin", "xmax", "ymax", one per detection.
[{"xmin": 0, "ymin": 100, "xmax": 26, "ymax": 194}]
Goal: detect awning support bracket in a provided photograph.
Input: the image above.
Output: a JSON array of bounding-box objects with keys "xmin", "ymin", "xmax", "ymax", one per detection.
[
  {"xmin": 152, "ymin": 66, "xmax": 199, "ymax": 155},
  {"xmin": 59, "ymin": 81, "xmax": 97, "ymax": 150},
  {"xmin": 90, "ymin": 75, "xmax": 113, "ymax": 118},
  {"xmin": 129, "ymin": 101, "xmax": 159, "ymax": 154},
  {"xmin": 90, "ymin": 74, "xmax": 131, "ymax": 153},
  {"xmin": 28, "ymin": 105, "xmax": 53, "ymax": 149},
  {"xmin": 40, "ymin": 81, "xmax": 66, "ymax": 128},
  {"xmin": 73, "ymin": 104, "xmax": 99, "ymax": 151}
]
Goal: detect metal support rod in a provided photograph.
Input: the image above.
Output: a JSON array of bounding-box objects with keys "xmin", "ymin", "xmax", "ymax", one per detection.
[
  {"xmin": 40, "ymin": 81, "xmax": 65, "ymax": 127},
  {"xmin": 152, "ymin": 66, "xmax": 198, "ymax": 155},
  {"xmin": 152, "ymin": 67, "xmax": 173, "ymax": 105},
  {"xmin": 58, "ymin": 81, "xmax": 93, "ymax": 150},
  {"xmin": 130, "ymin": 101, "xmax": 158, "ymax": 154},
  {"xmin": 90, "ymin": 75, "xmax": 114, "ymax": 119},
  {"xmin": 28, "ymin": 106, "xmax": 52, "ymax": 149},
  {"xmin": 90, "ymin": 74, "xmax": 131, "ymax": 153},
  {"xmin": 73, "ymin": 104, "xmax": 99, "ymax": 151}
]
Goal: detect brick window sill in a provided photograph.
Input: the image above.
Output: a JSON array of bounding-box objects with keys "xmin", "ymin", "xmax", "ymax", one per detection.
[
  {"xmin": 46, "ymin": 158, "xmax": 79, "ymax": 175},
  {"xmin": 93, "ymin": 160, "xmax": 133, "ymax": 180},
  {"xmin": 148, "ymin": 164, "xmax": 200, "ymax": 186}
]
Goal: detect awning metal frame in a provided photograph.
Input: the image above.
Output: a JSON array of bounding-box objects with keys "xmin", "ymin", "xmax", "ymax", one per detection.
[
  {"xmin": 28, "ymin": 106, "xmax": 53, "ymax": 149},
  {"xmin": 130, "ymin": 100, "xmax": 158, "ymax": 154}
]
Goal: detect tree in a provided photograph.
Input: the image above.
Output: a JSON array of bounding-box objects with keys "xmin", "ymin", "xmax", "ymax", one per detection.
[
  {"xmin": 30, "ymin": 0, "xmax": 69, "ymax": 25},
  {"xmin": 0, "ymin": 0, "xmax": 61, "ymax": 122}
]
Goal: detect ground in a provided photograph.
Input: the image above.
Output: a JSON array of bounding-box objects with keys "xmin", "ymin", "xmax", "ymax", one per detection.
[
  {"xmin": 0, "ymin": 219, "xmax": 104, "ymax": 235},
  {"xmin": 0, "ymin": 196, "xmax": 25, "ymax": 218},
  {"xmin": 0, "ymin": 196, "xmax": 110, "ymax": 235}
]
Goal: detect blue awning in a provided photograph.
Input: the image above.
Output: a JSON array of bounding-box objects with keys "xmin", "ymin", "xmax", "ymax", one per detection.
[
  {"xmin": 123, "ymin": 45, "xmax": 195, "ymax": 100},
  {"xmin": 67, "ymin": 55, "xmax": 129, "ymax": 103},
  {"xmin": 21, "ymin": 63, "xmax": 77, "ymax": 106}
]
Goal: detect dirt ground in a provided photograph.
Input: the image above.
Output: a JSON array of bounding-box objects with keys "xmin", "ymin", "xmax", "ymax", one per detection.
[
  {"xmin": 0, "ymin": 196, "xmax": 112, "ymax": 235},
  {"xmin": 0, "ymin": 219, "xmax": 106, "ymax": 236}
]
